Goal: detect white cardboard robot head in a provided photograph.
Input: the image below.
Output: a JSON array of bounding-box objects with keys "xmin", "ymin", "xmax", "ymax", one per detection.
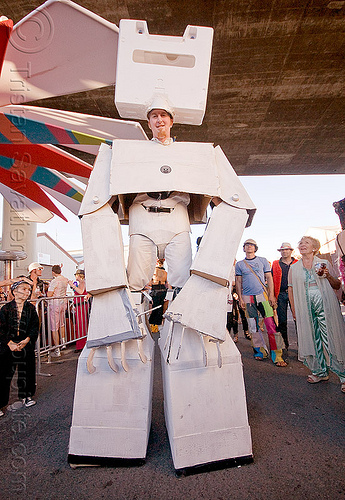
[
  {"xmin": 115, "ymin": 20, "xmax": 213, "ymax": 126},
  {"xmin": 146, "ymin": 95, "xmax": 175, "ymax": 119}
]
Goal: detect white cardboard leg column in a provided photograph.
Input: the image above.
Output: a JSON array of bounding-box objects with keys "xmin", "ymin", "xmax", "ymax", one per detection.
[
  {"xmin": 68, "ymin": 334, "xmax": 154, "ymax": 462},
  {"xmin": 159, "ymin": 323, "xmax": 252, "ymax": 471}
]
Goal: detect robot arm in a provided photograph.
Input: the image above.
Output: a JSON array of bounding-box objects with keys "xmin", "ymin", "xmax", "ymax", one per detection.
[
  {"xmin": 166, "ymin": 201, "xmax": 249, "ymax": 342},
  {"xmin": 163, "ymin": 145, "xmax": 256, "ymax": 345},
  {"xmin": 79, "ymin": 143, "xmax": 147, "ymax": 373}
]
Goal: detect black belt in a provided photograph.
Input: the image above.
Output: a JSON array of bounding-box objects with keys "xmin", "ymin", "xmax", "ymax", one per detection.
[
  {"xmin": 147, "ymin": 191, "xmax": 171, "ymax": 200},
  {"xmin": 143, "ymin": 205, "xmax": 173, "ymax": 213},
  {"xmin": 151, "ymin": 284, "xmax": 166, "ymax": 290}
]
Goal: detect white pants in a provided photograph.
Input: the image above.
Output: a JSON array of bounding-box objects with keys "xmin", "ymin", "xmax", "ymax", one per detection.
[{"xmin": 127, "ymin": 232, "xmax": 192, "ymax": 291}]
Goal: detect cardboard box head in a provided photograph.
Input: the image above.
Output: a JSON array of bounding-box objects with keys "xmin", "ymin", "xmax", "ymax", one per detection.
[{"xmin": 115, "ymin": 20, "xmax": 213, "ymax": 126}]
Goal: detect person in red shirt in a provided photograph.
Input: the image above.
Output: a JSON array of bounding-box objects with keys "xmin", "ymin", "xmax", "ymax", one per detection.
[{"xmin": 272, "ymin": 242, "xmax": 297, "ymax": 351}]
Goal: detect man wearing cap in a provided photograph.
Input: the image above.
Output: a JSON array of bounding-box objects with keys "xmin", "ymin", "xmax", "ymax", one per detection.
[
  {"xmin": 272, "ymin": 243, "xmax": 297, "ymax": 351},
  {"xmin": 27, "ymin": 262, "xmax": 45, "ymax": 300},
  {"xmin": 235, "ymin": 239, "xmax": 287, "ymax": 366},
  {"xmin": 126, "ymin": 98, "xmax": 192, "ymax": 294}
]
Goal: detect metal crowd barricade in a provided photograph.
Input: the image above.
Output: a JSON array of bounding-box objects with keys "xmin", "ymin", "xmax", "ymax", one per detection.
[{"xmin": 35, "ymin": 294, "xmax": 91, "ymax": 376}]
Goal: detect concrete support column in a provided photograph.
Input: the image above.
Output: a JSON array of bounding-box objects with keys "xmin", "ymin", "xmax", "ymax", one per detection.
[{"xmin": 2, "ymin": 198, "xmax": 37, "ymax": 278}]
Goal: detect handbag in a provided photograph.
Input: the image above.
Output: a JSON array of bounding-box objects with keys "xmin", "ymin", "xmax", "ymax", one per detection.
[{"xmin": 243, "ymin": 260, "xmax": 279, "ymax": 326}]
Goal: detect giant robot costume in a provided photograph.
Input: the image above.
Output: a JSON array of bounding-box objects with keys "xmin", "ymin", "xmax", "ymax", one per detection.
[{"xmin": 68, "ymin": 19, "xmax": 256, "ymax": 472}]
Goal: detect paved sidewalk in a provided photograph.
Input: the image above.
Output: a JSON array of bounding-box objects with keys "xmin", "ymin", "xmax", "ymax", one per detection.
[{"xmin": 0, "ymin": 320, "xmax": 344, "ymax": 500}]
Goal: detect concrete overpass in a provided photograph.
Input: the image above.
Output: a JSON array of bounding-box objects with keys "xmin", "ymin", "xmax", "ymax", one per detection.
[{"xmin": 3, "ymin": 0, "xmax": 345, "ymax": 176}]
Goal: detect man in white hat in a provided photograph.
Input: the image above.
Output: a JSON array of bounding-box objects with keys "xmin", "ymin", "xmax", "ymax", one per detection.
[
  {"xmin": 126, "ymin": 97, "xmax": 192, "ymax": 295},
  {"xmin": 271, "ymin": 242, "xmax": 297, "ymax": 351},
  {"xmin": 235, "ymin": 239, "xmax": 287, "ymax": 366},
  {"xmin": 27, "ymin": 262, "xmax": 45, "ymax": 300}
]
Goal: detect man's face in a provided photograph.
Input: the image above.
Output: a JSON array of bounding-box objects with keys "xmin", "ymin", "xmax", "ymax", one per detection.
[
  {"xmin": 147, "ymin": 109, "xmax": 173, "ymax": 139},
  {"xmin": 244, "ymin": 243, "xmax": 256, "ymax": 253},
  {"xmin": 31, "ymin": 267, "xmax": 42, "ymax": 277},
  {"xmin": 279, "ymin": 248, "xmax": 292, "ymax": 258}
]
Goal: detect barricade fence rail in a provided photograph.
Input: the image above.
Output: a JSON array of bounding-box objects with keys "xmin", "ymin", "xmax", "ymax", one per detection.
[{"xmin": 0, "ymin": 295, "xmax": 91, "ymax": 375}]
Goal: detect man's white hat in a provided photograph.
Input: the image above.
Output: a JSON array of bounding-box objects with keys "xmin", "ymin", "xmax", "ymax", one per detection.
[
  {"xmin": 243, "ymin": 238, "xmax": 258, "ymax": 251},
  {"xmin": 277, "ymin": 242, "xmax": 293, "ymax": 251},
  {"xmin": 146, "ymin": 95, "xmax": 174, "ymax": 119},
  {"xmin": 28, "ymin": 262, "xmax": 43, "ymax": 272}
]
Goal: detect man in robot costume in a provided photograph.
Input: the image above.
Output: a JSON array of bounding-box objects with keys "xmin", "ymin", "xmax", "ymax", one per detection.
[
  {"xmin": 70, "ymin": 95, "xmax": 255, "ymax": 469},
  {"xmin": 126, "ymin": 96, "xmax": 192, "ymax": 293},
  {"xmin": 70, "ymin": 22, "xmax": 256, "ymax": 468}
]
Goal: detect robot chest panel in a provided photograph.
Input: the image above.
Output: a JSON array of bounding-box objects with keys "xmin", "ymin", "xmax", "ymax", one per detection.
[{"xmin": 109, "ymin": 140, "xmax": 219, "ymax": 197}]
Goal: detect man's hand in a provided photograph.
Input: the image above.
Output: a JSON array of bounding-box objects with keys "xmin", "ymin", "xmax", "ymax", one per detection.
[
  {"xmin": 269, "ymin": 295, "xmax": 277, "ymax": 309},
  {"xmin": 11, "ymin": 277, "xmax": 33, "ymax": 286},
  {"xmin": 239, "ymin": 298, "xmax": 246, "ymax": 310}
]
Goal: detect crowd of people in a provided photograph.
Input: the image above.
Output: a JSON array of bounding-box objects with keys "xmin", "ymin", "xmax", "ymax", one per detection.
[
  {"xmin": 232, "ymin": 236, "xmax": 345, "ymax": 393},
  {"xmin": 1, "ymin": 231, "xmax": 344, "ymax": 418},
  {"xmin": 141, "ymin": 233, "xmax": 345, "ymax": 397},
  {"xmin": 0, "ymin": 263, "xmax": 90, "ymax": 416}
]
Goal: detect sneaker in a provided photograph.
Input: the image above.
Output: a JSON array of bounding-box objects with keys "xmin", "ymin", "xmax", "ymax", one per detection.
[
  {"xmin": 0, "ymin": 409, "xmax": 4, "ymax": 417},
  {"xmin": 7, "ymin": 400, "xmax": 24, "ymax": 411},
  {"xmin": 233, "ymin": 334, "xmax": 238, "ymax": 343},
  {"xmin": 23, "ymin": 397, "xmax": 36, "ymax": 408},
  {"xmin": 51, "ymin": 347, "xmax": 61, "ymax": 357}
]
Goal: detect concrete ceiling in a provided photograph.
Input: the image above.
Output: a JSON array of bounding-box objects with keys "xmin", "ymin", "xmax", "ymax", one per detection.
[{"xmin": 3, "ymin": 0, "xmax": 345, "ymax": 176}]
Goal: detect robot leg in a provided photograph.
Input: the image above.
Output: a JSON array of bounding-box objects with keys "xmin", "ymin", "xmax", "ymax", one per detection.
[
  {"xmin": 127, "ymin": 234, "xmax": 157, "ymax": 291},
  {"xmin": 159, "ymin": 202, "xmax": 252, "ymax": 471},
  {"xmin": 68, "ymin": 204, "xmax": 154, "ymax": 464},
  {"xmin": 164, "ymin": 231, "xmax": 192, "ymax": 288}
]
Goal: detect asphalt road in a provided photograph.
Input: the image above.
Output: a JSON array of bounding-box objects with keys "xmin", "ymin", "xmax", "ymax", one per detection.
[{"xmin": 1, "ymin": 318, "xmax": 344, "ymax": 500}]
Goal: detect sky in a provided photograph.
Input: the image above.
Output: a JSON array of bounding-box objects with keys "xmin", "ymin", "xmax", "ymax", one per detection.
[
  {"xmin": 0, "ymin": 174, "xmax": 343, "ymax": 264},
  {"xmin": 234, "ymin": 174, "xmax": 344, "ymax": 262}
]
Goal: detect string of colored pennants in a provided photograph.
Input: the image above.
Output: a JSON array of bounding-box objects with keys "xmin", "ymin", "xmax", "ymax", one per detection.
[
  {"xmin": 0, "ymin": 154, "xmax": 83, "ymax": 202},
  {"xmin": 0, "ymin": 165, "xmax": 67, "ymax": 221},
  {"xmin": 0, "ymin": 19, "xmax": 99, "ymax": 220},
  {"xmin": 0, "ymin": 113, "xmax": 112, "ymax": 146},
  {"xmin": 0, "ymin": 144, "xmax": 92, "ymax": 179},
  {"xmin": 0, "ymin": 114, "xmax": 99, "ymax": 218}
]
